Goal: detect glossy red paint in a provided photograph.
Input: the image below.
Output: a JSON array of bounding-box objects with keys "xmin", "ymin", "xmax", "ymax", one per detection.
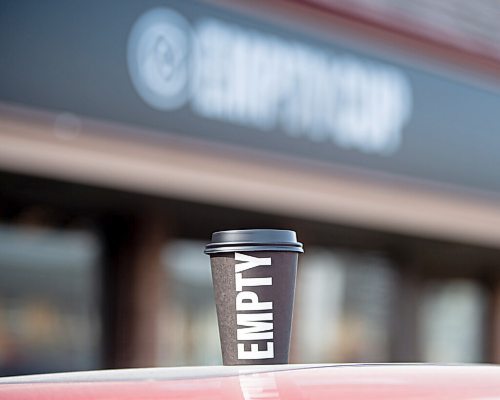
[{"xmin": 1, "ymin": 364, "xmax": 500, "ymax": 400}]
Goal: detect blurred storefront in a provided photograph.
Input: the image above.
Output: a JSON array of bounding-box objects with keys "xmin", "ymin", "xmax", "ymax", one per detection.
[{"xmin": 1, "ymin": 0, "xmax": 500, "ymax": 375}]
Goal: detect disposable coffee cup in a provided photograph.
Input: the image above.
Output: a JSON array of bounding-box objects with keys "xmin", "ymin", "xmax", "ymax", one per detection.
[{"xmin": 205, "ymin": 229, "xmax": 303, "ymax": 365}]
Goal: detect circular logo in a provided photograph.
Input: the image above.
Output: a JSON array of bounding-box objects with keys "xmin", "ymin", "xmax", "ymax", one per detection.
[{"xmin": 127, "ymin": 8, "xmax": 191, "ymax": 110}]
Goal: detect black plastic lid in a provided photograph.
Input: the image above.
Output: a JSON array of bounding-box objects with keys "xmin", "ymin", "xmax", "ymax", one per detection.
[{"xmin": 204, "ymin": 229, "xmax": 303, "ymax": 254}]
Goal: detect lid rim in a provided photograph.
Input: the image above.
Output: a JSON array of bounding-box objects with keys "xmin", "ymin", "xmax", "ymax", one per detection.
[
  {"xmin": 204, "ymin": 244, "xmax": 304, "ymax": 255},
  {"xmin": 205, "ymin": 229, "xmax": 303, "ymax": 254},
  {"xmin": 205, "ymin": 241, "xmax": 303, "ymax": 247}
]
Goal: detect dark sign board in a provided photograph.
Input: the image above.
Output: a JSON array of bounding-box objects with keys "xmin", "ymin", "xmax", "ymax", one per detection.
[{"xmin": 0, "ymin": 0, "xmax": 499, "ymax": 193}]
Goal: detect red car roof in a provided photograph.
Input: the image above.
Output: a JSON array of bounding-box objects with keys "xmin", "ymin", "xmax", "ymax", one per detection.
[{"xmin": 1, "ymin": 364, "xmax": 499, "ymax": 399}]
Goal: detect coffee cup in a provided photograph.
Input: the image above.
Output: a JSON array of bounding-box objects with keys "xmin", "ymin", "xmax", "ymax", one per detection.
[{"xmin": 205, "ymin": 229, "xmax": 303, "ymax": 365}]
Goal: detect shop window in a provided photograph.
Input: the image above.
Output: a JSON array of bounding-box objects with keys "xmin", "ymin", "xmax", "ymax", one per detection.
[
  {"xmin": 419, "ymin": 279, "xmax": 485, "ymax": 363},
  {"xmin": 0, "ymin": 225, "xmax": 101, "ymax": 377},
  {"xmin": 291, "ymin": 248, "xmax": 396, "ymax": 363},
  {"xmin": 158, "ymin": 242, "xmax": 396, "ymax": 365},
  {"xmin": 157, "ymin": 240, "xmax": 394, "ymax": 366},
  {"xmin": 158, "ymin": 240, "xmax": 221, "ymax": 366}
]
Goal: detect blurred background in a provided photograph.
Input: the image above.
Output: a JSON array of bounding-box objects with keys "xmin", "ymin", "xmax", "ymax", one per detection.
[{"xmin": 1, "ymin": 0, "xmax": 500, "ymax": 376}]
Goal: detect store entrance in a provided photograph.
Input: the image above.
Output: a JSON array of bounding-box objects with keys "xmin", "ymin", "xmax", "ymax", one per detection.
[{"xmin": 1, "ymin": 172, "xmax": 500, "ymax": 374}]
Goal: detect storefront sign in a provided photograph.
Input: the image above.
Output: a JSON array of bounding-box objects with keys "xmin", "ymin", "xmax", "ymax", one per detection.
[
  {"xmin": 127, "ymin": 8, "xmax": 412, "ymax": 155},
  {"xmin": 0, "ymin": 0, "xmax": 499, "ymax": 193}
]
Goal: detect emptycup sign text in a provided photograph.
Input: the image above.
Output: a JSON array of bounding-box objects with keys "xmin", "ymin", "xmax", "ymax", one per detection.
[{"xmin": 128, "ymin": 7, "xmax": 412, "ymax": 156}]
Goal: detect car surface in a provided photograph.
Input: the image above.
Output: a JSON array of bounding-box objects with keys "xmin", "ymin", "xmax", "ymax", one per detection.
[{"xmin": 0, "ymin": 364, "xmax": 499, "ymax": 399}]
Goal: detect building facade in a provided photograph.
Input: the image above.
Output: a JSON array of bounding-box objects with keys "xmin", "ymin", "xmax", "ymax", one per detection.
[{"xmin": 1, "ymin": 0, "xmax": 500, "ymax": 375}]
